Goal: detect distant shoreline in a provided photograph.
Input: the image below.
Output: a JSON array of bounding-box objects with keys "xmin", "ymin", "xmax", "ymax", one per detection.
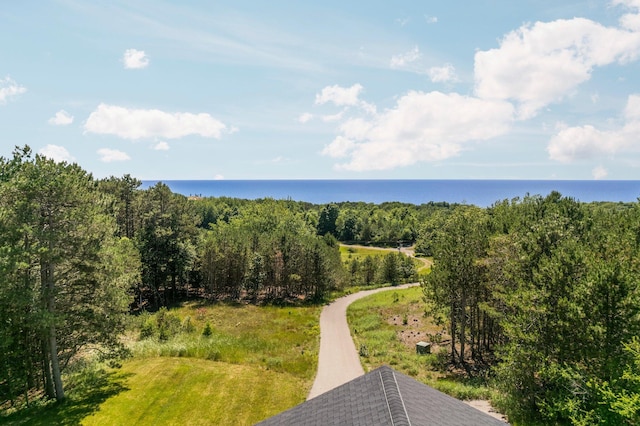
[{"xmin": 141, "ymin": 179, "xmax": 640, "ymax": 208}]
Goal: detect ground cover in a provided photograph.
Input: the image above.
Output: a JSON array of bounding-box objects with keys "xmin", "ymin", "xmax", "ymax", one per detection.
[
  {"xmin": 81, "ymin": 358, "xmax": 305, "ymax": 426},
  {"xmin": 347, "ymin": 286, "xmax": 493, "ymax": 401},
  {"xmin": 340, "ymin": 243, "xmax": 431, "ymax": 277},
  {"xmin": 2, "ymin": 302, "xmax": 321, "ymax": 425}
]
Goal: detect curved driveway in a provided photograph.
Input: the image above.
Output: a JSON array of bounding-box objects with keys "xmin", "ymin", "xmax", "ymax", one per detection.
[{"xmin": 307, "ymin": 283, "xmax": 419, "ymax": 400}]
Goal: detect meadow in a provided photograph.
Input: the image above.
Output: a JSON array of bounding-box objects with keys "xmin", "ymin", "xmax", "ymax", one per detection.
[{"xmin": 346, "ymin": 286, "xmax": 493, "ymax": 401}]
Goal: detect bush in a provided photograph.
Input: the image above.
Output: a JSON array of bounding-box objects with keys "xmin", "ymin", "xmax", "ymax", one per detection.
[{"xmin": 202, "ymin": 322, "xmax": 213, "ymax": 337}]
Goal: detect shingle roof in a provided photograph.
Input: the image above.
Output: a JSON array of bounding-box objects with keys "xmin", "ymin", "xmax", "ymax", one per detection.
[{"xmin": 257, "ymin": 365, "xmax": 508, "ymax": 425}]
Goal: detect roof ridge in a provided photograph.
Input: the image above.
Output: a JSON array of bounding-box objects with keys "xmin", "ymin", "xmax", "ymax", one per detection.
[{"xmin": 378, "ymin": 367, "xmax": 411, "ymax": 426}]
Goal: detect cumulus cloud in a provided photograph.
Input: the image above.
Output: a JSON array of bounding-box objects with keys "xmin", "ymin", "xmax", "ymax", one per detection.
[
  {"xmin": 153, "ymin": 141, "xmax": 170, "ymax": 150},
  {"xmin": 592, "ymin": 165, "xmax": 608, "ymax": 179},
  {"xmin": 123, "ymin": 49, "xmax": 149, "ymax": 69},
  {"xmin": 39, "ymin": 145, "xmax": 75, "ymax": 163},
  {"xmin": 474, "ymin": 15, "xmax": 640, "ymax": 119},
  {"xmin": 428, "ymin": 64, "xmax": 458, "ymax": 83},
  {"xmin": 85, "ymin": 104, "xmax": 228, "ymax": 140},
  {"xmin": 298, "ymin": 112, "xmax": 313, "ymax": 123},
  {"xmin": 390, "ymin": 46, "xmax": 421, "ymax": 69},
  {"xmin": 315, "ymin": 84, "xmax": 363, "ymax": 106},
  {"xmin": 322, "ymin": 91, "xmax": 514, "ymax": 171},
  {"xmin": 0, "ymin": 76, "xmax": 26, "ymax": 104},
  {"xmin": 98, "ymin": 148, "xmax": 131, "ymax": 162},
  {"xmin": 48, "ymin": 110, "xmax": 74, "ymax": 126},
  {"xmin": 548, "ymin": 94, "xmax": 640, "ymax": 162}
]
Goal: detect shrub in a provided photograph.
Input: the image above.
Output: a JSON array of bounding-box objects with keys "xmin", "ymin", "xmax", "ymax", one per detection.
[{"xmin": 202, "ymin": 322, "xmax": 213, "ymax": 337}]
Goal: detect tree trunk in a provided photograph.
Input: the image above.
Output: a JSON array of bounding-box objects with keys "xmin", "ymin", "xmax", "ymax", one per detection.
[
  {"xmin": 49, "ymin": 326, "xmax": 64, "ymax": 401},
  {"xmin": 450, "ymin": 304, "xmax": 457, "ymax": 365},
  {"xmin": 41, "ymin": 257, "xmax": 65, "ymax": 401},
  {"xmin": 459, "ymin": 290, "xmax": 466, "ymax": 365}
]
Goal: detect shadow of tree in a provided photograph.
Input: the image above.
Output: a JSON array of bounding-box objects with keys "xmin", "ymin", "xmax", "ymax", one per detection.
[{"xmin": 1, "ymin": 368, "xmax": 131, "ymax": 425}]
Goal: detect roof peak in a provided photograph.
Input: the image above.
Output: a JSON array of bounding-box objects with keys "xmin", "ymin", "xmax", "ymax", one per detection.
[{"xmin": 378, "ymin": 367, "xmax": 411, "ymax": 426}]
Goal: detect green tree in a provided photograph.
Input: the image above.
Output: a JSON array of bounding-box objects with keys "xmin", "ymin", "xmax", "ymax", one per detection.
[
  {"xmin": 423, "ymin": 206, "xmax": 489, "ymax": 366},
  {"xmin": 0, "ymin": 147, "xmax": 137, "ymax": 403},
  {"xmin": 317, "ymin": 203, "xmax": 339, "ymax": 236}
]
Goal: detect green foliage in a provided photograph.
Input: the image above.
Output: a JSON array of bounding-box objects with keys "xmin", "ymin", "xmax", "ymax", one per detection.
[
  {"xmin": 0, "ymin": 146, "xmax": 137, "ymax": 404},
  {"xmin": 202, "ymin": 322, "xmax": 213, "ymax": 337}
]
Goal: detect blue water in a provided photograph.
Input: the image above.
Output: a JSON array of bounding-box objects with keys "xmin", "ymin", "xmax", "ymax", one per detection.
[{"xmin": 141, "ymin": 180, "xmax": 640, "ymax": 208}]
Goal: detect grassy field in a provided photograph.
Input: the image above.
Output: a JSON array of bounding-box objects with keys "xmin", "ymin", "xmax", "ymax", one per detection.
[
  {"xmin": 81, "ymin": 358, "xmax": 305, "ymax": 426},
  {"xmin": 2, "ymin": 302, "xmax": 321, "ymax": 425},
  {"xmin": 339, "ymin": 244, "xmax": 395, "ymax": 261},
  {"xmin": 339, "ymin": 243, "xmax": 432, "ymax": 275},
  {"xmin": 347, "ymin": 285, "xmax": 492, "ymax": 400}
]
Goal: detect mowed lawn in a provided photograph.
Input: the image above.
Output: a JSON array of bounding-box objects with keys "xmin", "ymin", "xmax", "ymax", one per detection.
[{"xmin": 82, "ymin": 358, "xmax": 305, "ymax": 426}]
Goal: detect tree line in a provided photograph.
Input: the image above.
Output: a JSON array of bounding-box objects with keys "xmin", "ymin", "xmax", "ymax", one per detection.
[{"xmin": 424, "ymin": 192, "xmax": 640, "ymax": 424}]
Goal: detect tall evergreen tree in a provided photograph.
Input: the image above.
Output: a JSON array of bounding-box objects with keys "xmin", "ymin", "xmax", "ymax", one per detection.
[{"xmin": 0, "ymin": 146, "xmax": 138, "ymax": 403}]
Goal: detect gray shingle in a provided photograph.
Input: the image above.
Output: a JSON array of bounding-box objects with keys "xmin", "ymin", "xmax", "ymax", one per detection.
[{"xmin": 257, "ymin": 365, "xmax": 508, "ymax": 425}]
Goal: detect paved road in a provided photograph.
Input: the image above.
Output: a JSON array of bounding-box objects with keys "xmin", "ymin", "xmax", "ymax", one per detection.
[{"xmin": 307, "ymin": 283, "xmax": 419, "ymax": 400}]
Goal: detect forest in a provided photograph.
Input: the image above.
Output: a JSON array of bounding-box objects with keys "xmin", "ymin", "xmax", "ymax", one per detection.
[{"xmin": 1, "ymin": 146, "xmax": 639, "ymax": 424}]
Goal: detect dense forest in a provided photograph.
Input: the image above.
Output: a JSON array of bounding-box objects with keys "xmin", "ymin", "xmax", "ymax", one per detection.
[
  {"xmin": 424, "ymin": 194, "xmax": 640, "ymax": 424},
  {"xmin": 1, "ymin": 146, "xmax": 640, "ymax": 424}
]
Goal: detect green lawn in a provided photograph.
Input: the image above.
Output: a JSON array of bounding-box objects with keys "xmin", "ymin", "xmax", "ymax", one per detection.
[
  {"xmin": 2, "ymin": 302, "xmax": 321, "ymax": 425},
  {"xmin": 82, "ymin": 358, "xmax": 305, "ymax": 426}
]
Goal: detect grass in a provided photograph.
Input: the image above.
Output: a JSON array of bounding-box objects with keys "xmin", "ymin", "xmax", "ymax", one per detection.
[
  {"xmin": 130, "ymin": 302, "xmax": 321, "ymax": 380},
  {"xmin": 3, "ymin": 302, "xmax": 321, "ymax": 425},
  {"xmin": 81, "ymin": 358, "xmax": 305, "ymax": 426},
  {"xmin": 347, "ymin": 286, "xmax": 493, "ymax": 401},
  {"xmin": 339, "ymin": 244, "xmax": 396, "ymax": 261},
  {"xmin": 340, "ymin": 243, "xmax": 432, "ymax": 276}
]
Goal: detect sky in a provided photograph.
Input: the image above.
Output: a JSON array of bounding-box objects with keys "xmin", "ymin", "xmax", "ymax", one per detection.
[{"xmin": 2, "ymin": 0, "xmax": 640, "ymax": 180}]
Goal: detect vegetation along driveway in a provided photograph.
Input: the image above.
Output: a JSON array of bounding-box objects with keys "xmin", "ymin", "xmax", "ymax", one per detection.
[{"xmin": 307, "ymin": 283, "xmax": 419, "ymax": 400}]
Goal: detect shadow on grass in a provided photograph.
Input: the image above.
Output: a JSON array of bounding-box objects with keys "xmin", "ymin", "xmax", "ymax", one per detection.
[{"xmin": 1, "ymin": 369, "xmax": 131, "ymax": 426}]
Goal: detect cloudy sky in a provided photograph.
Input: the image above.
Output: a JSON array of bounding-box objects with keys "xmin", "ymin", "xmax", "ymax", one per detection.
[{"xmin": 2, "ymin": 0, "xmax": 640, "ymax": 180}]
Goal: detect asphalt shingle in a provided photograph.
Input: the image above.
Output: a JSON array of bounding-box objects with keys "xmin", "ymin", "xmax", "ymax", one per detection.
[{"xmin": 257, "ymin": 365, "xmax": 508, "ymax": 425}]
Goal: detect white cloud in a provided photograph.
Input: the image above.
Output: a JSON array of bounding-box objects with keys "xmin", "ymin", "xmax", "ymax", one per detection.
[
  {"xmin": 98, "ymin": 148, "xmax": 131, "ymax": 163},
  {"xmin": 548, "ymin": 94, "xmax": 640, "ymax": 162},
  {"xmin": 213, "ymin": 174, "xmax": 224, "ymax": 180},
  {"xmin": 298, "ymin": 112, "xmax": 313, "ymax": 123},
  {"xmin": 153, "ymin": 141, "xmax": 170, "ymax": 150},
  {"xmin": 0, "ymin": 76, "xmax": 26, "ymax": 104},
  {"xmin": 123, "ymin": 49, "xmax": 149, "ymax": 69},
  {"xmin": 427, "ymin": 64, "xmax": 458, "ymax": 83},
  {"xmin": 474, "ymin": 15, "xmax": 640, "ymax": 119},
  {"xmin": 315, "ymin": 84, "xmax": 363, "ymax": 106},
  {"xmin": 390, "ymin": 46, "xmax": 421, "ymax": 69},
  {"xmin": 395, "ymin": 17, "xmax": 410, "ymax": 27},
  {"xmin": 48, "ymin": 110, "xmax": 74, "ymax": 126},
  {"xmin": 322, "ymin": 136, "xmax": 355, "ymax": 158},
  {"xmin": 322, "ymin": 110, "xmax": 345, "ymax": 122},
  {"xmin": 322, "ymin": 90, "xmax": 514, "ymax": 171},
  {"xmin": 85, "ymin": 104, "xmax": 228, "ymax": 140},
  {"xmin": 39, "ymin": 145, "xmax": 75, "ymax": 163},
  {"xmin": 592, "ymin": 165, "xmax": 608, "ymax": 179},
  {"xmin": 425, "ymin": 15, "xmax": 438, "ymax": 24}
]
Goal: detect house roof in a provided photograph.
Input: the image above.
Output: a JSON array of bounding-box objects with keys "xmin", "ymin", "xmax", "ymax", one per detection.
[{"xmin": 257, "ymin": 365, "xmax": 508, "ymax": 425}]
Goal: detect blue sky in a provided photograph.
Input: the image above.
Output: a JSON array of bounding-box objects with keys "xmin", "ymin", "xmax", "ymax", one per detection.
[{"xmin": 2, "ymin": 0, "xmax": 640, "ymax": 180}]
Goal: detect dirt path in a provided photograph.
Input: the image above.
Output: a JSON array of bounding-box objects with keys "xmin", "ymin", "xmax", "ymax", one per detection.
[{"xmin": 307, "ymin": 283, "xmax": 419, "ymax": 400}]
